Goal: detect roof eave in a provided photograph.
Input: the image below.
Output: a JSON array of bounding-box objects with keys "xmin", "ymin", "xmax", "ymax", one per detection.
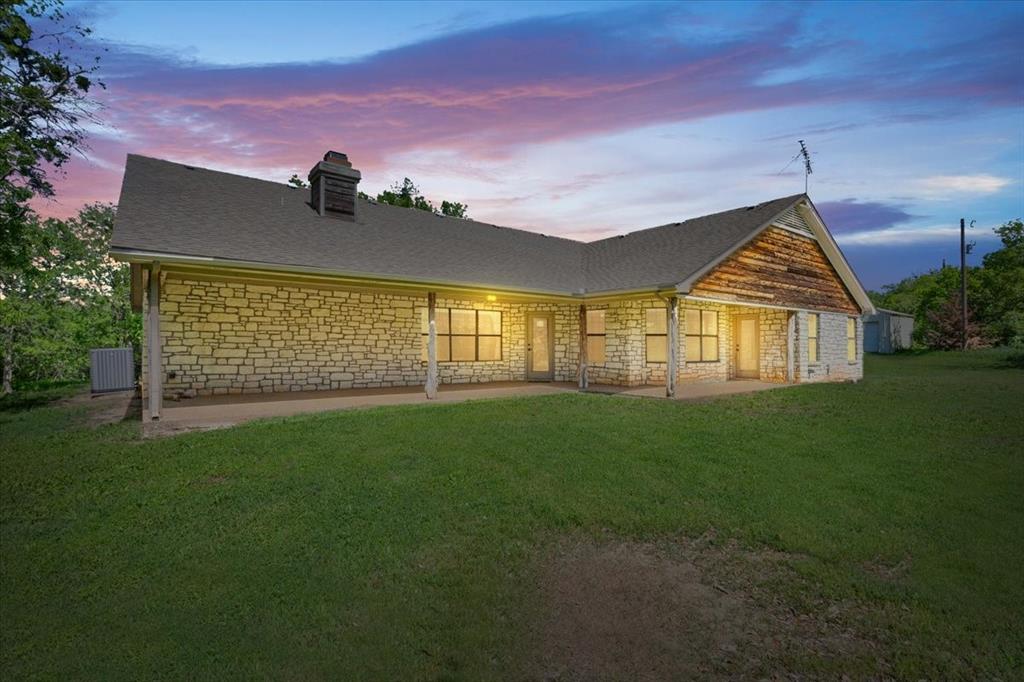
[{"xmin": 109, "ymin": 247, "xmax": 589, "ymax": 301}]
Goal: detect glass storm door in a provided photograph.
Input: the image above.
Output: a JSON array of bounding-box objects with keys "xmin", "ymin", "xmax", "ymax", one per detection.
[
  {"xmin": 526, "ymin": 313, "xmax": 555, "ymax": 381},
  {"xmin": 734, "ymin": 314, "xmax": 760, "ymax": 379}
]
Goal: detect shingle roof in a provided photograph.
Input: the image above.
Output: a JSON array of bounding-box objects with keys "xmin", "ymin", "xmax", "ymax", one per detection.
[
  {"xmin": 583, "ymin": 196, "xmax": 805, "ymax": 292},
  {"xmin": 111, "ymin": 154, "xmax": 805, "ymax": 296}
]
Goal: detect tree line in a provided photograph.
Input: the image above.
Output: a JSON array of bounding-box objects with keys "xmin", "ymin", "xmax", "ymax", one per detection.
[
  {"xmin": 868, "ymin": 219, "xmax": 1024, "ymax": 350},
  {"xmin": 0, "ymin": 204, "xmax": 138, "ymax": 393}
]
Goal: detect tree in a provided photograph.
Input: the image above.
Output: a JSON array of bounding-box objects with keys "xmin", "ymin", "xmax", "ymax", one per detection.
[
  {"xmin": 923, "ymin": 291, "xmax": 988, "ymax": 351},
  {"xmin": 0, "ymin": 204, "xmax": 138, "ymax": 394},
  {"xmin": 1, "ymin": 0, "xmax": 103, "ymax": 269},
  {"xmin": 993, "ymin": 218, "xmax": 1023, "ymax": 249},
  {"xmin": 439, "ymin": 200, "xmax": 468, "ymax": 219},
  {"xmin": 372, "ymin": 177, "xmax": 469, "ymax": 218},
  {"xmin": 287, "ymin": 174, "xmax": 307, "ymax": 189},
  {"xmin": 976, "ymin": 219, "xmax": 1024, "ymax": 345}
]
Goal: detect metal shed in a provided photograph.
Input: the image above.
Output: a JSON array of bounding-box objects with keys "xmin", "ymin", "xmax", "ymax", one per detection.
[
  {"xmin": 89, "ymin": 347, "xmax": 136, "ymax": 393},
  {"xmin": 863, "ymin": 309, "xmax": 914, "ymax": 353}
]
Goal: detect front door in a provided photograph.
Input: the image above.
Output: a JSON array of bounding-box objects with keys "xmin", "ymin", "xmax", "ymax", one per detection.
[
  {"xmin": 526, "ymin": 312, "xmax": 555, "ymax": 381},
  {"xmin": 734, "ymin": 314, "xmax": 760, "ymax": 379}
]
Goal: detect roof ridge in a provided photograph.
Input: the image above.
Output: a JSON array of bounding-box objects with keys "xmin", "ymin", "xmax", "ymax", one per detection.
[
  {"xmin": 127, "ymin": 154, "xmax": 301, "ymax": 192},
  {"xmin": 362, "ymin": 196, "xmax": 586, "ymax": 246}
]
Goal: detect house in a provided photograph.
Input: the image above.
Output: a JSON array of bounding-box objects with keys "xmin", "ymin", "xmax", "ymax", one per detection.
[
  {"xmin": 863, "ymin": 308, "xmax": 914, "ymax": 353},
  {"xmin": 109, "ymin": 151, "xmax": 875, "ymax": 420}
]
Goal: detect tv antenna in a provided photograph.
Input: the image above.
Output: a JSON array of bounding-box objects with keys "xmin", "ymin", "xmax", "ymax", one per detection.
[{"xmin": 778, "ymin": 139, "xmax": 815, "ymax": 193}]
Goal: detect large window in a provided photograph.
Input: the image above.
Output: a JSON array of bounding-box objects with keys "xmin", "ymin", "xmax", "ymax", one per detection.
[
  {"xmin": 420, "ymin": 308, "xmax": 502, "ymax": 362},
  {"xmin": 645, "ymin": 308, "xmax": 667, "ymax": 363},
  {"xmin": 586, "ymin": 309, "xmax": 606, "ymax": 364},
  {"xmin": 808, "ymin": 313, "xmax": 820, "ymax": 363},
  {"xmin": 847, "ymin": 317, "xmax": 856, "ymax": 362},
  {"xmin": 684, "ymin": 309, "xmax": 719, "ymax": 362}
]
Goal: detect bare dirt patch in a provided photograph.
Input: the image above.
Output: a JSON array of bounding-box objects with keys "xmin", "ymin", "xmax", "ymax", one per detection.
[
  {"xmin": 142, "ymin": 420, "xmax": 231, "ymax": 439},
  {"xmin": 60, "ymin": 389, "xmax": 140, "ymax": 427},
  {"xmin": 525, "ymin": 532, "xmax": 887, "ymax": 680}
]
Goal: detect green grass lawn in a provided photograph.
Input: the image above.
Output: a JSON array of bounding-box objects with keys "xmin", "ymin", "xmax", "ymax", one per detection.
[{"xmin": 2, "ymin": 351, "xmax": 1022, "ymax": 679}]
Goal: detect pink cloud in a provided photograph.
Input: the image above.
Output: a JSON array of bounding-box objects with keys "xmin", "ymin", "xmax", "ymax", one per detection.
[{"xmin": 41, "ymin": 6, "xmax": 1023, "ymax": 221}]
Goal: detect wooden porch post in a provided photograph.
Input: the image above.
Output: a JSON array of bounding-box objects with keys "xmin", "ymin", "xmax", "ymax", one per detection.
[
  {"xmin": 786, "ymin": 311, "xmax": 796, "ymax": 383},
  {"xmin": 147, "ymin": 262, "xmax": 162, "ymax": 420},
  {"xmin": 578, "ymin": 304, "xmax": 588, "ymax": 390},
  {"xmin": 425, "ymin": 292, "xmax": 438, "ymax": 399},
  {"xmin": 666, "ymin": 296, "xmax": 678, "ymax": 398}
]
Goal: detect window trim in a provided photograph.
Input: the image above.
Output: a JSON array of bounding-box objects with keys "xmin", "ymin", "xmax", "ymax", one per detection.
[
  {"xmin": 645, "ymin": 307, "xmax": 668, "ymax": 364},
  {"xmin": 421, "ymin": 308, "xmax": 503, "ymax": 363},
  {"xmin": 684, "ymin": 308, "xmax": 720, "ymax": 363},
  {"xmin": 586, "ymin": 309, "xmax": 607, "ymax": 366},
  {"xmin": 808, "ymin": 313, "xmax": 820, "ymax": 365}
]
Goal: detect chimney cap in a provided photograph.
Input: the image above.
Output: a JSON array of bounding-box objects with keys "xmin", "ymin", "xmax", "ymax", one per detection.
[{"xmin": 323, "ymin": 150, "xmax": 351, "ymax": 167}]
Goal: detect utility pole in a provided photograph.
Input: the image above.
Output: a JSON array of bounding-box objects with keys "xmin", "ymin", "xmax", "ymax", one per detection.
[{"xmin": 960, "ymin": 218, "xmax": 967, "ymax": 351}]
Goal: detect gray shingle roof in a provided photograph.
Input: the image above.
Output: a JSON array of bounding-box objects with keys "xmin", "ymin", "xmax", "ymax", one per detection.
[{"xmin": 111, "ymin": 154, "xmax": 804, "ymax": 296}]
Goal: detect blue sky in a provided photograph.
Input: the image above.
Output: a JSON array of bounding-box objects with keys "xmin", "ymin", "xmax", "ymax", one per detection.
[{"xmin": 50, "ymin": 0, "xmax": 1024, "ymax": 289}]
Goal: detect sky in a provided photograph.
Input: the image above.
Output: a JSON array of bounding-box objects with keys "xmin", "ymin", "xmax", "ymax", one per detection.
[{"xmin": 36, "ymin": 0, "xmax": 1024, "ymax": 290}]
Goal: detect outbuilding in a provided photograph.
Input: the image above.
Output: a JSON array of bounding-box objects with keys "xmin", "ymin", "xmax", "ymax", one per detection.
[{"xmin": 863, "ymin": 308, "xmax": 914, "ymax": 353}]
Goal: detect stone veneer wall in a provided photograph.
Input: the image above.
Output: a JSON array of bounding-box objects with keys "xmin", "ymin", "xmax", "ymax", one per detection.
[
  {"xmin": 586, "ymin": 298, "xmax": 661, "ymax": 387},
  {"xmin": 141, "ymin": 273, "xmax": 863, "ymax": 400},
  {"xmin": 145, "ymin": 273, "xmax": 584, "ymax": 399},
  {"xmin": 757, "ymin": 309, "xmax": 791, "ymax": 383},
  {"xmin": 792, "ymin": 310, "xmax": 863, "ymax": 383}
]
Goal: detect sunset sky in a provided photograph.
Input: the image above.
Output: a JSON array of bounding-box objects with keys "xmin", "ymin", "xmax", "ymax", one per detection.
[{"xmin": 43, "ymin": 0, "xmax": 1024, "ymax": 290}]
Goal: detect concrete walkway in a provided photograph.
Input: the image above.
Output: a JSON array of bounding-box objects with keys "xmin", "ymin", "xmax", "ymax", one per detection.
[{"xmin": 144, "ymin": 379, "xmax": 786, "ymax": 435}]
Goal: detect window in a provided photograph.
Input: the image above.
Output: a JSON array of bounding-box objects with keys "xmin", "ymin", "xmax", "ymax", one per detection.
[
  {"xmin": 684, "ymin": 309, "xmax": 719, "ymax": 362},
  {"xmin": 645, "ymin": 308, "xmax": 667, "ymax": 363},
  {"xmin": 847, "ymin": 317, "xmax": 856, "ymax": 362},
  {"xmin": 586, "ymin": 309, "xmax": 606, "ymax": 364},
  {"xmin": 420, "ymin": 308, "xmax": 502, "ymax": 362},
  {"xmin": 808, "ymin": 313, "xmax": 820, "ymax": 363}
]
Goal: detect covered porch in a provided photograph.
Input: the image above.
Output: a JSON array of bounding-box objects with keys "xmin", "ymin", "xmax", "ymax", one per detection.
[{"xmin": 137, "ymin": 263, "xmax": 827, "ymax": 426}]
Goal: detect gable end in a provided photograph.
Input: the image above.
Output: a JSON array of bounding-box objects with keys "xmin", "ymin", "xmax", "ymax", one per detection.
[{"xmin": 688, "ymin": 226, "xmax": 860, "ymax": 314}]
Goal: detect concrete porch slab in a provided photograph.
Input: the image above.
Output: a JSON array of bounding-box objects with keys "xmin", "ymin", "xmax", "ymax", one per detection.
[
  {"xmin": 583, "ymin": 380, "xmax": 786, "ymax": 400},
  {"xmin": 144, "ymin": 381, "xmax": 574, "ymax": 434},
  {"xmin": 144, "ymin": 379, "xmax": 789, "ymax": 436}
]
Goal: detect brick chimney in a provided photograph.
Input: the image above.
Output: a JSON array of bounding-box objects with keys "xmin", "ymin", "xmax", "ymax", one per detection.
[{"xmin": 308, "ymin": 151, "xmax": 361, "ymax": 221}]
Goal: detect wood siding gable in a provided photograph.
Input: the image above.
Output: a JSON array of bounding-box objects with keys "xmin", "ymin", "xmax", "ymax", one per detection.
[{"xmin": 690, "ymin": 226, "xmax": 860, "ymax": 314}]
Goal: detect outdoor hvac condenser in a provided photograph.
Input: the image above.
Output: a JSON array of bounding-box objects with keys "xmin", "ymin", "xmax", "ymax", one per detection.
[{"xmin": 89, "ymin": 347, "xmax": 136, "ymax": 393}]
